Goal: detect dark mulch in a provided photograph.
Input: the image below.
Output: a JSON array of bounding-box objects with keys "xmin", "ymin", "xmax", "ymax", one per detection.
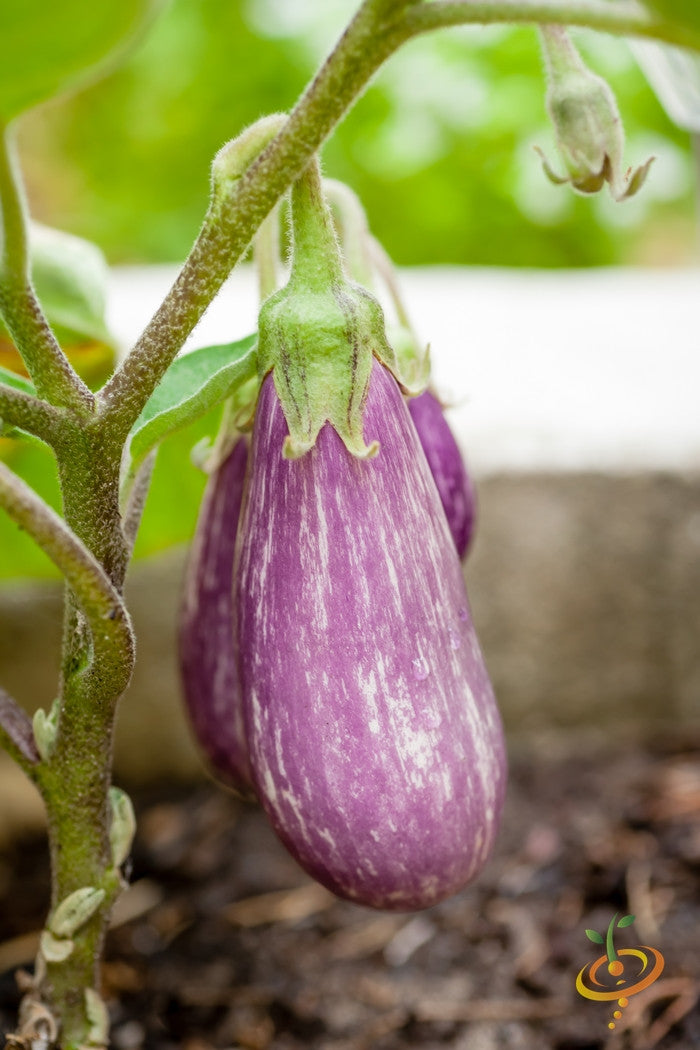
[{"xmin": 1, "ymin": 731, "xmax": 699, "ymax": 1049}]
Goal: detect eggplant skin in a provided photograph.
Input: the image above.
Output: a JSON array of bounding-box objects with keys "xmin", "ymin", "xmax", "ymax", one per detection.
[
  {"xmin": 408, "ymin": 389, "xmax": 476, "ymax": 560},
  {"xmin": 235, "ymin": 362, "xmax": 506, "ymax": 910},
  {"xmin": 179, "ymin": 438, "xmax": 255, "ymax": 798}
]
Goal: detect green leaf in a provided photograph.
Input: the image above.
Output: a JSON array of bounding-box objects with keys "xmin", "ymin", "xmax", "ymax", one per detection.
[
  {"xmin": 0, "ymin": 365, "xmax": 35, "ymax": 397},
  {"xmin": 124, "ymin": 335, "xmax": 257, "ymax": 485},
  {"xmin": 585, "ymin": 929, "xmax": 604, "ymax": 944},
  {"xmin": 0, "ymin": 225, "xmax": 117, "ymax": 390},
  {"xmin": 617, "ymin": 914, "xmax": 635, "ymax": 928},
  {"xmin": 0, "ymin": 0, "xmax": 163, "ymax": 122},
  {"xmin": 0, "ymin": 366, "xmax": 38, "ymax": 440}
]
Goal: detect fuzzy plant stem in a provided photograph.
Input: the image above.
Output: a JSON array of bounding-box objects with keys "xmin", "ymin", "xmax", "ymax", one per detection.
[
  {"xmin": 400, "ymin": 0, "xmax": 700, "ymax": 48},
  {"xmin": 0, "ymin": 125, "xmax": 94, "ymax": 414},
  {"xmin": 252, "ymin": 202, "xmax": 282, "ymax": 302},
  {"xmin": 0, "ymin": 456, "xmax": 134, "ymax": 1045},
  {"xmin": 0, "ymin": 380, "xmax": 64, "ymax": 443}
]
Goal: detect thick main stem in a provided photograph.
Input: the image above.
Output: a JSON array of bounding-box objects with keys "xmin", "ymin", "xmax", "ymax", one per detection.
[
  {"xmin": 40, "ymin": 430, "xmax": 133, "ymax": 1044},
  {"xmin": 0, "ymin": 436, "xmax": 133, "ymax": 1045}
]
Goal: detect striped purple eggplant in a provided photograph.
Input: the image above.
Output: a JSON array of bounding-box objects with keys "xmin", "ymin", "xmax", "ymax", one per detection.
[
  {"xmin": 179, "ymin": 437, "xmax": 255, "ymax": 798},
  {"xmin": 234, "ymin": 361, "xmax": 506, "ymax": 911},
  {"xmin": 408, "ymin": 389, "xmax": 476, "ymax": 560}
]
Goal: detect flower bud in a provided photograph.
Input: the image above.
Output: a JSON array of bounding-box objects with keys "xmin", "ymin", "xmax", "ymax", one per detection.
[{"xmin": 537, "ymin": 25, "xmax": 653, "ymax": 200}]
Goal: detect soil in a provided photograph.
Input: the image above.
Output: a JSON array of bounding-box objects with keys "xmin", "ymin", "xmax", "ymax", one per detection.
[{"xmin": 0, "ymin": 731, "xmax": 698, "ymax": 1050}]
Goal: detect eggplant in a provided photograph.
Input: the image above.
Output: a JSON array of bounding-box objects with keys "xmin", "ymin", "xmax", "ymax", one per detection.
[
  {"xmin": 179, "ymin": 437, "xmax": 254, "ymax": 798},
  {"xmin": 234, "ymin": 361, "xmax": 506, "ymax": 911},
  {"xmin": 408, "ymin": 389, "xmax": 476, "ymax": 560}
]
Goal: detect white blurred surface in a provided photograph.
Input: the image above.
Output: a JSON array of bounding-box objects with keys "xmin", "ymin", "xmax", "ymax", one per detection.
[{"xmin": 108, "ymin": 265, "xmax": 700, "ymax": 475}]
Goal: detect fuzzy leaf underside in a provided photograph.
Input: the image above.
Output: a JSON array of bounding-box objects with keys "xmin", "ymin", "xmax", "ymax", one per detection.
[{"xmin": 125, "ymin": 335, "xmax": 257, "ymax": 480}]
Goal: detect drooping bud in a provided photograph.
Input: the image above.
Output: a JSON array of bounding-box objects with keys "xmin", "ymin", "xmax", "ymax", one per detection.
[
  {"xmin": 536, "ymin": 25, "xmax": 653, "ymax": 200},
  {"xmin": 256, "ymin": 157, "xmax": 400, "ymax": 459}
]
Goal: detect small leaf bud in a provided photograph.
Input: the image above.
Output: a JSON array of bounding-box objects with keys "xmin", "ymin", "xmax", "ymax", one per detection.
[
  {"xmin": 108, "ymin": 786, "xmax": 136, "ymax": 868},
  {"xmin": 84, "ymin": 987, "xmax": 110, "ymax": 1046},
  {"xmin": 39, "ymin": 929, "xmax": 74, "ymax": 963},
  {"xmin": 48, "ymin": 886, "xmax": 106, "ymax": 938},
  {"xmin": 32, "ymin": 700, "xmax": 59, "ymax": 762}
]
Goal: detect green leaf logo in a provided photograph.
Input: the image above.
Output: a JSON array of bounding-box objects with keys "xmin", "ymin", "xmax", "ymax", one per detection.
[
  {"xmin": 617, "ymin": 914, "xmax": 636, "ymax": 928},
  {"xmin": 585, "ymin": 929, "xmax": 604, "ymax": 944}
]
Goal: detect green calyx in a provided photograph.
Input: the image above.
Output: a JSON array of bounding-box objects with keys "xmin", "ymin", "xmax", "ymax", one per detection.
[
  {"xmin": 537, "ymin": 26, "xmax": 654, "ymax": 201},
  {"xmin": 256, "ymin": 157, "xmax": 400, "ymax": 459}
]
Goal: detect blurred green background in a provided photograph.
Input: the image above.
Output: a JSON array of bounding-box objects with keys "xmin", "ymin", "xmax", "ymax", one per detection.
[
  {"xmin": 16, "ymin": 0, "xmax": 698, "ymax": 268},
  {"xmin": 2, "ymin": 0, "xmax": 698, "ymax": 581}
]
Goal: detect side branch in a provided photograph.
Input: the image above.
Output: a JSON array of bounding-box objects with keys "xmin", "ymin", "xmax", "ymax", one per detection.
[
  {"xmin": 398, "ymin": 0, "xmax": 700, "ymax": 50},
  {"xmin": 0, "ymin": 686, "xmax": 40, "ymax": 773},
  {"xmin": 0, "ymin": 381, "xmax": 64, "ymax": 444},
  {"xmin": 0, "ymin": 460, "xmax": 134, "ymax": 695},
  {"xmin": 0, "ymin": 125, "xmax": 95, "ymax": 414}
]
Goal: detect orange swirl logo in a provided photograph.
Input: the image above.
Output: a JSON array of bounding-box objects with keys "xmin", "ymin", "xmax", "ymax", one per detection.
[{"xmin": 576, "ymin": 913, "xmax": 664, "ymax": 1030}]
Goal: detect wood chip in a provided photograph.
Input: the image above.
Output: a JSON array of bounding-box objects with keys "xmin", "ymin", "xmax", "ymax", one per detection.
[{"xmin": 224, "ymin": 882, "xmax": 334, "ymax": 927}]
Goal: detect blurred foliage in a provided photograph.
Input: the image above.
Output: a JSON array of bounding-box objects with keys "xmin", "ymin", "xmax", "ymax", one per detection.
[
  {"xmin": 17, "ymin": 0, "xmax": 698, "ymax": 269},
  {"xmin": 2, "ymin": 0, "xmax": 698, "ymax": 581}
]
